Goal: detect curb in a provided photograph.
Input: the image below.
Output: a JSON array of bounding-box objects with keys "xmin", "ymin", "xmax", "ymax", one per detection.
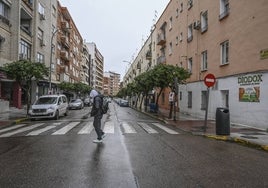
[{"xmin": 12, "ymin": 118, "xmax": 29, "ymax": 125}]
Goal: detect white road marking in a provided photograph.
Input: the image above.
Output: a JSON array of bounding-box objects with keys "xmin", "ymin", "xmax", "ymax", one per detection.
[
  {"xmin": 103, "ymin": 121, "xmax": 114, "ymax": 133},
  {"xmin": 152, "ymin": 123, "xmax": 179, "ymax": 134},
  {"xmin": 138, "ymin": 122, "xmax": 158, "ymax": 134},
  {"xmin": 0, "ymin": 124, "xmax": 26, "ymax": 134},
  {"xmin": 26, "ymin": 125, "xmax": 56, "ymax": 136},
  {"xmin": 78, "ymin": 122, "xmax": 94, "ymax": 134},
  {"xmin": 0, "ymin": 123, "xmax": 45, "ymax": 137},
  {"xmin": 52, "ymin": 122, "xmax": 79, "ymax": 135},
  {"xmin": 122, "ymin": 122, "xmax": 137, "ymax": 133}
]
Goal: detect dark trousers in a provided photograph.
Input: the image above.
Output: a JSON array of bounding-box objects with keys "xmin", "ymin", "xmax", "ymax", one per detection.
[{"xmin": 93, "ymin": 114, "xmax": 104, "ymax": 140}]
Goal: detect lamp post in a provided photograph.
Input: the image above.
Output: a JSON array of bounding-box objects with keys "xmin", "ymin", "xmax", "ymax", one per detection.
[{"xmin": 49, "ymin": 29, "xmax": 60, "ymax": 94}]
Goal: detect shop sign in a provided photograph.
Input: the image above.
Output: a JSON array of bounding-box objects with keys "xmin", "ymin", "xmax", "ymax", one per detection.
[
  {"xmin": 238, "ymin": 74, "xmax": 261, "ymax": 102},
  {"xmin": 238, "ymin": 74, "xmax": 262, "ymax": 86}
]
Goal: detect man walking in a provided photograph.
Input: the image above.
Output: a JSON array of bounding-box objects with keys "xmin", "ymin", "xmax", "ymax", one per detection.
[{"xmin": 90, "ymin": 89, "xmax": 106, "ymax": 143}]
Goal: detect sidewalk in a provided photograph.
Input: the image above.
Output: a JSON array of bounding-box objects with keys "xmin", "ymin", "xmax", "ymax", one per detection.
[
  {"xmin": 141, "ymin": 107, "xmax": 268, "ymax": 152},
  {"xmin": 0, "ymin": 106, "xmax": 268, "ymax": 152}
]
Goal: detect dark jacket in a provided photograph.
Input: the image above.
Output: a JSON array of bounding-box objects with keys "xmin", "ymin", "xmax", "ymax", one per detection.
[{"xmin": 90, "ymin": 94, "xmax": 103, "ymax": 117}]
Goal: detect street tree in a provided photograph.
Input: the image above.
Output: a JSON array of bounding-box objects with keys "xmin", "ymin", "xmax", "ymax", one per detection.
[
  {"xmin": 151, "ymin": 64, "xmax": 191, "ymax": 109},
  {"xmin": 3, "ymin": 60, "xmax": 49, "ymax": 114}
]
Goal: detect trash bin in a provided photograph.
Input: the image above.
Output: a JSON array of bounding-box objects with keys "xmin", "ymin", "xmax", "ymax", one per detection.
[{"xmin": 216, "ymin": 107, "xmax": 230, "ymax": 135}]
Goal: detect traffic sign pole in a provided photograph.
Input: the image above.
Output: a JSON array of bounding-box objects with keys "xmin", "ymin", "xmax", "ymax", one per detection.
[{"xmin": 203, "ymin": 73, "xmax": 216, "ymax": 132}]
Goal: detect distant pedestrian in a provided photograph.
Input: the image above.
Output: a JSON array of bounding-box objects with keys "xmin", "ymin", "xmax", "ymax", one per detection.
[{"xmin": 90, "ymin": 89, "xmax": 106, "ymax": 143}]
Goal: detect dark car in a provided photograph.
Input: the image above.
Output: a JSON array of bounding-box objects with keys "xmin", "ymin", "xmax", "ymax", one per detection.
[
  {"xmin": 119, "ymin": 99, "xmax": 129, "ymax": 107},
  {"xmin": 68, "ymin": 99, "xmax": 84, "ymax": 110}
]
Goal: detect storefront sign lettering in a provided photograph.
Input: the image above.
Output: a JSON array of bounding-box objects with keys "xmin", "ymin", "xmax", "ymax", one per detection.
[{"xmin": 238, "ymin": 74, "xmax": 262, "ymax": 86}]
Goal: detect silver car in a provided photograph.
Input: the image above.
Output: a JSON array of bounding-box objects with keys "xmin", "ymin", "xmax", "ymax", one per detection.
[
  {"xmin": 29, "ymin": 94, "xmax": 69, "ymax": 120},
  {"xmin": 68, "ymin": 99, "xmax": 84, "ymax": 110}
]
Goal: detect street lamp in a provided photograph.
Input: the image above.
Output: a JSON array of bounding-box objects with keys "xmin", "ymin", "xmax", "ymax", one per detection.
[{"xmin": 49, "ymin": 28, "xmax": 60, "ymax": 94}]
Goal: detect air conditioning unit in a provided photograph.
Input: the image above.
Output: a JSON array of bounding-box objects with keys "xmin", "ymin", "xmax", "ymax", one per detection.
[
  {"xmin": 40, "ymin": 13, "xmax": 46, "ymax": 20},
  {"xmin": 193, "ymin": 20, "xmax": 201, "ymax": 30}
]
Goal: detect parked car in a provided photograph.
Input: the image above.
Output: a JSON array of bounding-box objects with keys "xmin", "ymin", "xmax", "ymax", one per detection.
[
  {"xmin": 119, "ymin": 99, "xmax": 129, "ymax": 107},
  {"xmin": 29, "ymin": 94, "xmax": 68, "ymax": 120},
  {"xmin": 83, "ymin": 97, "xmax": 91, "ymax": 106},
  {"xmin": 68, "ymin": 99, "xmax": 84, "ymax": 110}
]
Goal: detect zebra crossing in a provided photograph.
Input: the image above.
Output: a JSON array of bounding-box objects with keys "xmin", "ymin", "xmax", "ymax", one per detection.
[{"xmin": 0, "ymin": 121, "xmax": 180, "ymax": 138}]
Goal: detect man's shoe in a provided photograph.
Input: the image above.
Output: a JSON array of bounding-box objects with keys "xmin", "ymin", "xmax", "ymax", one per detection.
[
  {"xmin": 93, "ymin": 139, "xmax": 103, "ymax": 143},
  {"xmin": 102, "ymin": 133, "xmax": 106, "ymax": 139}
]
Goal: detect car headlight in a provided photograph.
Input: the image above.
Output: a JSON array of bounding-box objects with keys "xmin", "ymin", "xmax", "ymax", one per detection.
[{"xmin": 48, "ymin": 106, "xmax": 55, "ymax": 111}]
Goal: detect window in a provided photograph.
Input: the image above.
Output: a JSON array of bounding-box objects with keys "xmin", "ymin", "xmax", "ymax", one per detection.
[
  {"xmin": 201, "ymin": 91, "xmax": 207, "ymax": 110},
  {"xmin": 169, "ymin": 42, "xmax": 172, "ymax": 55},
  {"xmin": 179, "ymin": 32, "xmax": 183, "ymax": 42},
  {"xmin": 176, "ymin": 36, "xmax": 178, "ymax": 45},
  {"xmin": 52, "ymin": 5, "xmax": 56, "ymax": 17},
  {"xmin": 220, "ymin": 40, "xmax": 229, "ymax": 65},
  {"xmin": 38, "ymin": 3, "xmax": 45, "ymax": 15},
  {"xmin": 188, "ymin": 0, "xmax": 193, "ymax": 9},
  {"xmin": 201, "ymin": 11, "xmax": 208, "ymax": 33},
  {"xmin": 188, "ymin": 91, "xmax": 192, "ymax": 108},
  {"xmin": 188, "ymin": 58, "xmax": 192, "ymax": 73},
  {"xmin": 37, "ymin": 53, "xmax": 44, "ymax": 63},
  {"xmin": 201, "ymin": 50, "xmax": 208, "ymax": 71},
  {"xmin": 19, "ymin": 40, "xmax": 31, "ymax": 59},
  {"xmin": 180, "ymin": 3, "xmax": 183, "ymax": 12},
  {"xmin": 176, "ymin": 8, "xmax": 179, "ymax": 17},
  {"xmin": 169, "ymin": 17, "xmax": 172, "ymax": 30},
  {"xmin": 219, "ymin": 0, "xmax": 229, "ymax": 20},
  {"xmin": 187, "ymin": 24, "xmax": 193, "ymax": 42},
  {"xmin": 37, "ymin": 28, "xmax": 43, "ymax": 40},
  {"xmin": 0, "ymin": 1, "xmax": 9, "ymax": 18}
]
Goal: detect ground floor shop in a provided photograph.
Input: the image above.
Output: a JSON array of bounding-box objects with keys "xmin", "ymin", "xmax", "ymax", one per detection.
[{"xmin": 178, "ymin": 71, "xmax": 268, "ymax": 130}]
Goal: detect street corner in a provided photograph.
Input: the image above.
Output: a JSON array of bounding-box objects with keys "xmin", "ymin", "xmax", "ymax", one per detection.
[
  {"xmin": 14, "ymin": 117, "xmax": 29, "ymax": 124},
  {"xmin": 233, "ymin": 137, "xmax": 267, "ymax": 151}
]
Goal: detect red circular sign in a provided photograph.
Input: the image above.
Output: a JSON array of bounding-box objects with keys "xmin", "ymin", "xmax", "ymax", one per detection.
[{"xmin": 204, "ymin": 73, "xmax": 216, "ymax": 87}]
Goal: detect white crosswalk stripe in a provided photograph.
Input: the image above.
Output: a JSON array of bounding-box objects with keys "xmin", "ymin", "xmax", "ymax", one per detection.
[
  {"xmin": 152, "ymin": 123, "xmax": 179, "ymax": 134},
  {"xmin": 121, "ymin": 122, "xmax": 137, "ymax": 133},
  {"xmin": 52, "ymin": 122, "xmax": 80, "ymax": 135},
  {"xmin": 78, "ymin": 122, "xmax": 94, "ymax": 134},
  {"xmin": 26, "ymin": 125, "xmax": 56, "ymax": 136},
  {"xmin": 103, "ymin": 121, "xmax": 114, "ymax": 133},
  {"xmin": 0, "ymin": 124, "xmax": 26, "ymax": 134},
  {"xmin": 0, "ymin": 121, "xmax": 180, "ymax": 137},
  {"xmin": 0, "ymin": 123, "xmax": 45, "ymax": 137},
  {"xmin": 138, "ymin": 122, "xmax": 158, "ymax": 133}
]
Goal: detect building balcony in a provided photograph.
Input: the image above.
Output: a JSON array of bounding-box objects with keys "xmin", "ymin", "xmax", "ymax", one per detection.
[
  {"xmin": 157, "ymin": 33, "xmax": 166, "ymax": 46},
  {"xmin": 146, "ymin": 50, "xmax": 152, "ymax": 60},
  {"xmin": 61, "ymin": 36, "xmax": 70, "ymax": 48},
  {"xmin": 60, "ymin": 50, "xmax": 69, "ymax": 61},
  {"xmin": 61, "ymin": 21, "xmax": 70, "ymax": 33}
]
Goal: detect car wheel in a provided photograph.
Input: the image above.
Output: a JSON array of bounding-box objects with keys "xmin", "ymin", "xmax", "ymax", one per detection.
[
  {"xmin": 64, "ymin": 109, "xmax": 68, "ymax": 116},
  {"xmin": 54, "ymin": 110, "xmax": 59, "ymax": 120}
]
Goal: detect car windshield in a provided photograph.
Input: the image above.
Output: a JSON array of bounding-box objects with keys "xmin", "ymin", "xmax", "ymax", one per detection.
[
  {"xmin": 36, "ymin": 97, "xmax": 57, "ymax": 105},
  {"xmin": 70, "ymin": 99, "xmax": 81, "ymax": 103}
]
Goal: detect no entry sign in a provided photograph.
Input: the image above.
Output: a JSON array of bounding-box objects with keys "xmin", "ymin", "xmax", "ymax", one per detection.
[{"xmin": 204, "ymin": 73, "xmax": 216, "ymax": 87}]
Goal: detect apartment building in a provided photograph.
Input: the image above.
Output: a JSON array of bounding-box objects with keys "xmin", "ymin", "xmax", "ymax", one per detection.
[
  {"xmin": 80, "ymin": 43, "xmax": 90, "ymax": 85},
  {"xmin": 86, "ymin": 42, "xmax": 104, "ymax": 92},
  {"xmin": 104, "ymin": 71, "xmax": 120, "ymax": 96},
  {"xmin": 123, "ymin": 0, "xmax": 268, "ymax": 129},
  {"xmin": 0, "ymin": 0, "xmax": 90, "ymax": 111},
  {"xmin": 157, "ymin": 0, "xmax": 268, "ymax": 129}
]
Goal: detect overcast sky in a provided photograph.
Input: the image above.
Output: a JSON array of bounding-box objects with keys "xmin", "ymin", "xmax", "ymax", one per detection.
[{"xmin": 59, "ymin": 0, "xmax": 170, "ymax": 80}]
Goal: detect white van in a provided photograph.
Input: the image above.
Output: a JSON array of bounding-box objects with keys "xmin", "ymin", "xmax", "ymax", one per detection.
[{"xmin": 29, "ymin": 94, "xmax": 68, "ymax": 120}]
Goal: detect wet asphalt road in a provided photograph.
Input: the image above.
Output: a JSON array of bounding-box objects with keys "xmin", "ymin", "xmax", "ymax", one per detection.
[{"xmin": 0, "ymin": 102, "xmax": 268, "ymax": 188}]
